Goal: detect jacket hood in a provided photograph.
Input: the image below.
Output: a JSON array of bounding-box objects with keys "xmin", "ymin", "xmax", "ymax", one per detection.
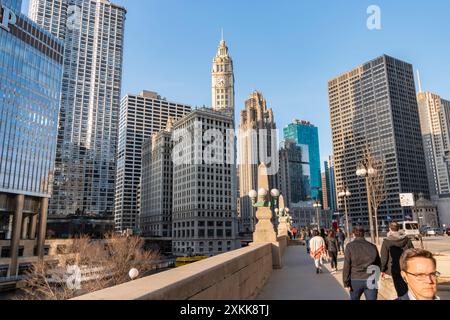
[{"xmin": 386, "ymin": 231, "xmax": 408, "ymax": 241}]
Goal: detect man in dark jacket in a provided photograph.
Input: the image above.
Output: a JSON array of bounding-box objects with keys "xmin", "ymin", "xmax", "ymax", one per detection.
[
  {"xmin": 381, "ymin": 222, "xmax": 414, "ymax": 297},
  {"xmin": 336, "ymin": 229, "xmax": 346, "ymax": 254},
  {"xmin": 343, "ymin": 226, "xmax": 381, "ymax": 300}
]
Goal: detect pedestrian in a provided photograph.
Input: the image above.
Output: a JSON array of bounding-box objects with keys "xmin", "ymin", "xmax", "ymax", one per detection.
[
  {"xmin": 327, "ymin": 230, "xmax": 339, "ymax": 273},
  {"xmin": 336, "ymin": 228, "xmax": 346, "ymax": 255},
  {"xmin": 292, "ymin": 227, "xmax": 298, "ymax": 239},
  {"xmin": 310, "ymin": 230, "xmax": 327, "ymax": 274},
  {"xmin": 305, "ymin": 229, "xmax": 312, "ymax": 253},
  {"xmin": 380, "ymin": 222, "xmax": 414, "ymax": 297},
  {"xmin": 397, "ymin": 249, "xmax": 440, "ymax": 300},
  {"xmin": 343, "ymin": 226, "xmax": 381, "ymax": 301}
]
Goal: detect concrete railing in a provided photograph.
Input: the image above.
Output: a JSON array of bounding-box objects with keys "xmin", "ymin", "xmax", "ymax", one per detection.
[{"xmin": 73, "ymin": 242, "xmax": 274, "ymax": 300}]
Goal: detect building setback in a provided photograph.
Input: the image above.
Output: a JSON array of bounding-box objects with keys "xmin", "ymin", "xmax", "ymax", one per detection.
[
  {"xmin": 172, "ymin": 108, "xmax": 239, "ymax": 256},
  {"xmin": 238, "ymin": 91, "xmax": 276, "ymax": 235},
  {"xmin": 0, "ymin": 0, "xmax": 64, "ymax": 276},
  {"xmin": 417, "ymin": 91, "xmax": 450, "ymax": 226},
  {"xmin": 324, "ymin": 156, "xmax": 338, "ymax": 213},
  {"xmin": 114, "ymin": 91, "xmax": 191, "ymax": 232},
  {"xmin": 329, "ymin": 55, "xmax": 430, "ymax": 227},
  {"xmin": 29, "ymin": 0, "xmax": 126, "ymax": 217}
]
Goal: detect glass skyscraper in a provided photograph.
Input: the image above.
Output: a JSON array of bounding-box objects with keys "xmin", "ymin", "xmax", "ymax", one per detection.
[
  {"xmin": 29, "ymin": 0, "xmax": 126, "ymax": 218},
  {"xmin": 0, "ymin": 0, "xmax": 63, "ymax": 276},
  {"xmin": 284, "ymin": 120, "xmax": 322, "ymax": 201}
]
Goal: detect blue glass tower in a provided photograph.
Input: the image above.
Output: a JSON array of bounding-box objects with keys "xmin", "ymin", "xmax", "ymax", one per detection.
[
  {"xmin": 284, "ymin": 121, "xmax": 322, "ymax": 201},
  {"xmin": 0, "ymin": 0, "xmax": 64, "ymax": 276}
]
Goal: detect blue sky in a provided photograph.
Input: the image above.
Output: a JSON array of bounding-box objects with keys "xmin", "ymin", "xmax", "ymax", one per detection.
[{"xmin": 22, "ymin": 0, "xmax": 450, "ymax": 169}]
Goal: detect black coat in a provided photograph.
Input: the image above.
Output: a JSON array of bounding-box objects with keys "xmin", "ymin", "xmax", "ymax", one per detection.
[
  {"xmin": 380, "ymin": 234, "xmax": 414, "ymax": 276},
  {"xmin": 343, "ymin": 237, "xmax": 381, "ymax": 288}
]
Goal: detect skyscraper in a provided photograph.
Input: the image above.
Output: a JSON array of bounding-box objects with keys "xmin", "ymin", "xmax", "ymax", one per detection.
[
  {"xmin": 324, "ymin": 156, "xmax": 337, "ymax": 213},
  {"xmin": 0, "ymin": 0, "xmax": 64, "ymax": 276},
  {"xmin": 211, "ymin": 35, "xmax": 235, "ymax": 118},
  {"xmin": 140, "ymin": 118, "xmax": 175, "ymax": 238},
  {"xmin": 284, "ymin": 120, "xmax": 322, "ymax": 201},
  {"xmin": 329, "ymin": 55, "xmax": 429, "ymax": 227},
  {"xmin": 238, "ymin": 91, "xmax": 276, "ymax": 234},
  {"xmin": 279, "ymin": 140, "xmax": 311, "ymax": 208},
  {"xmin": 417, "ymin": 91, "xmax": 450, "ymax": 226},
  {"xmin": 171, "ymin": 108, "xmax": 239, "ymax": 256},
  {"xmin": 29, "ymin": 0, "xmax": 126, "ymax": 217},
  {"xmin": 114, "ymin": 91, "xmax": 191, "ymax": 232}
]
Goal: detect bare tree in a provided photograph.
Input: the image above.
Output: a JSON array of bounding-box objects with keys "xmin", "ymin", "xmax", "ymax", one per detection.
[
  {"xmin": 362, "ymin": 145, "xmax": 387, "ymax": 245},
  {"xmin": 17, "ymin": 234, "xmax": 160, "ymax": 300}
]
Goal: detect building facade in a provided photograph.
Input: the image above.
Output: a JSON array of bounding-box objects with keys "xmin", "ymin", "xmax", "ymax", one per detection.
[
  {"xmin": 140, "ymin": 119, "xmax": 175, "ymax": 238},
  {"xmin": 284, "ymin": 120, "xmax": 322, "ymax": 202},
  {"xmin": 29, "ymin": 0, "xmax": 126, "ymax": 217},
  {"xmin": 329, "ymin": 55, "xmax": 430, "ymax": 228},
  {"xmin": 172, "ymin": 108, "xmax": 239, "ymax": 256},
  {"xmin": 114, "ymin": 91, "xmax": 191, "ymax": 232},
  {"xmin": 417, "ymin": 91, "xmax": 450, "ymax": 227},
  {"xmin": 238, "ymin": 91, "xmax": 276, "ymax": 235},
  {"xmin": 0, "ymin": 0, "xmax": 64, "ymax": 276},
  {"xmin": 278, "ymin": 140, "xmax": 311, "ymax": 208},
  {"xmin": 324, "ymin": 156, "xmax": 337, "ymax": 212}
]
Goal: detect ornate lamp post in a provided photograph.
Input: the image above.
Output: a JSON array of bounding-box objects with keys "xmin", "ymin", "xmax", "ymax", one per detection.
[
  {"xmin": 356, "ymin": 164, "xmax": 377, "ymax": 243},
  {"xmin": 313, "ymin": 201, "xmax": 322, "ymax": 231},
  {"xmin": 274, "ymin": 197, "xmax": 291, "ymax": 237},
  {"xmin": 338, "ymin": 189, "xmax": 351, "ymax": 240},
  {"xmin": 248, "ymin": 164, "xmax": 280, "ymax": 243}
]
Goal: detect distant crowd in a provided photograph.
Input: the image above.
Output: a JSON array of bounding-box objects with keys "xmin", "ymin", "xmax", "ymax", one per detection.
[{"xmin": 289, "ymin": 223, "xmax": 441, "ymax": 301}]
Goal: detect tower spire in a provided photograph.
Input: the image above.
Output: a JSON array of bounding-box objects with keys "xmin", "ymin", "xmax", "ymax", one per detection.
[{"xmin": 221, "ymin": 28, "xmax": 224, "ymax": 42}]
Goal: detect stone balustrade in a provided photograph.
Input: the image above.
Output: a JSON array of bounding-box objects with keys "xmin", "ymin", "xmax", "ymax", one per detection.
[{"xmin": 73, "ymin": 242, "xmax": 275, "ymax": 300}]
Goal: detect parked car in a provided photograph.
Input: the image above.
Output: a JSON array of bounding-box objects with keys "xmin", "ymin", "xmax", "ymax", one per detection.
[
  {"xmin": 445, "ymin": 228, "xmax": 450, "ymax": 236},
  {"xmin": 400, "ymin": 221, "xmax": 421, "ymax": 240}
]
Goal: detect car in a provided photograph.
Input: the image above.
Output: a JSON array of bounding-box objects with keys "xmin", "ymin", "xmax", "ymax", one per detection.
[
  {"xmin": 400, "ymin": 221, "xmax": 421, "ymax": 240},
  {"xmin": 423, "ymin": 227, "xmax": 444, "ymax": 237},
  {"xmin": 446, "ymin": 228, "xmax": 450, "ymax": 236}
]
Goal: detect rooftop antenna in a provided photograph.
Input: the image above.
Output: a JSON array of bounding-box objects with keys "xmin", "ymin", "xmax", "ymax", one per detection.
[{"xmin": 417, "ymin": 69, "xmax": 423, "ymax": 93}]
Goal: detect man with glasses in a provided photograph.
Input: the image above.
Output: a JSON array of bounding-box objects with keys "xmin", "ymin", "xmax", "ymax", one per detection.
[{"xmin": 398, "ymin": 249, "xmax": 440, "ymax": 300}]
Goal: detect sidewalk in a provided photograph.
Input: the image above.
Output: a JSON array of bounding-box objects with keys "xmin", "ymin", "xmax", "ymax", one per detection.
[{"xmin": 257, "ymin": 245, "xmax": 349, "ymax": 300}]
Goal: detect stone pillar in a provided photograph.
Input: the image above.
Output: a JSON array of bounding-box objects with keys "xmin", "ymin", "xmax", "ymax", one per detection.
[
  {"xmin": 28, "ymin": 214, "xmax": 37, "ymax": 240},
  {"xmin": 21, "ymin": 216, "xmax": 29, "ymax": 240},
  {"xmin": 277, "ymin": 217, "xmax": 289, "ymax": 237},
  {"xmin": 37, "ymin": 198, "xmax": 49, "ymax": 260},
  {"xmin": 8, "ymin": 194, "xmax": 24, "ymax": 277}
]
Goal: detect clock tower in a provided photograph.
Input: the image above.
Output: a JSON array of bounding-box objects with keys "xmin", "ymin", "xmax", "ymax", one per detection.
[{"xmin": 212, "ymin": 34, "xmax": 235, "ymax": 119}]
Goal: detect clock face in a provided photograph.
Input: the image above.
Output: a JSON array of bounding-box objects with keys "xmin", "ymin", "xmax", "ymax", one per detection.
[{"xmin": 216, "ymin": 77, "xmax": 226, "ymax": 87}]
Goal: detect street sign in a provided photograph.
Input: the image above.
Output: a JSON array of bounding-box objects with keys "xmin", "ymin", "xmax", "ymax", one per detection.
[{"xmin": 399, "ymin": 193, "xmax": 415, "ymax": 207}]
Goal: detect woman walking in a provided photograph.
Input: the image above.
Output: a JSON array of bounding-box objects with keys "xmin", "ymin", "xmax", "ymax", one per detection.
[
  {"xmin": 327, "ymin": 230, "xmax": 339, "ymax": 274},
  {"xmin": 310, "ymin": 230, "xmax": 327, "ymax": 274}
]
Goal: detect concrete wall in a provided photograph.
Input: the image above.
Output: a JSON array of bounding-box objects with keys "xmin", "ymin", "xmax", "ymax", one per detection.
[{"xmin": 73, "ymin": 243, "xmax": 273, "ymax": 300}]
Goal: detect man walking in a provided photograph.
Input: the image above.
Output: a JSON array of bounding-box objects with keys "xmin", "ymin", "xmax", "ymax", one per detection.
[
  {"xmin": 336, "ymin": 228, "xmax": 346, "ymax": 255},
  {"xmin": 343, "ymin": 226, "xmax": 381, "ymax": 300},
  {"xmin": 380, "ymin": 222, "xmax": 414, "ymax": 297},
  {"xmin": 310, "ymin": 230, "xmax": 327, "ymax": 274}
]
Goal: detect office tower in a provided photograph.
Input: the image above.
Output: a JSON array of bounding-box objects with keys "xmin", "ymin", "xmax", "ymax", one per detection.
[
  {"xmin": 322, "ymin": 173, "xmax": 329, "ymax": 210},
  {"xmin": 29, "ymin": 0, "xmax": 126, "ymax": 217},
  {"xmin": 114, "ymin": 91, "xmax": 191, "ymax": 232},
  {"xmin": 0, "ymin": 0, "xmax": 64, "ymax": 276},
  {"xmin": 278, "ymin": 140, "xmax": 311, "ymax": 208},
  {"xmin": 417, "ymin": 91, "xmax": 450, "ymax": 226},
  {"xmin": 324, "ymin": 156, "xmax": 338, "ymax": 212},
  {"xmin": 212, "ymin": 35, "xmax": 235, "ymax": 117},
  {"xmin": 172, "ymin": 108, "xmax": 238, "ymax": 256},
  {"xmin": 140, "ymin": 119, "xmax": 175, "ymax": 238},
  {"xmin": 238, "ymin": 91, "xmax": 276, "ymax": 234},
  {"xmin": 329, "ymin": 55, "xmax": 429, "ymax": 227},
  {"xmin": 284, "ymin": 120, "xmax": 322, "ymax": 201}
]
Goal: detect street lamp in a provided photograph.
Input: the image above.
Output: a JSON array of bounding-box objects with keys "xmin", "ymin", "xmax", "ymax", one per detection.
[
  {"xmin": 249, "ymin": 188, "xmax": 280, "ymax": 209},
  {"xmin": 313, "ymin": 201, "xmax": 322, "ymax": 231},
  {"xmin": 338, "ymin": 189, "xmax": 351, "ymax": 240},
  {"xmin": 356, "ymin": 164, "xmax": 377, "ymax": 243}
]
